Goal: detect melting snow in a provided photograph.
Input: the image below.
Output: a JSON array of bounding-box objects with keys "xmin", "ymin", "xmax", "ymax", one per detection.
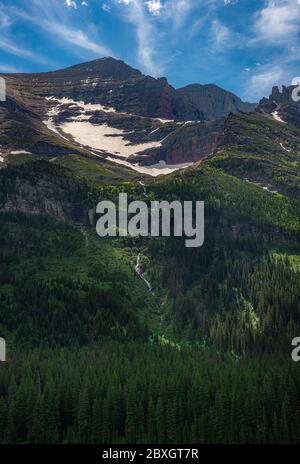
[
  {"xmin": 60, "ymin": 121, "xmax": 162, "ymax": 158},
  {"xmin": 244, "ymin": 178, "xmax": 278, "ymax": 194},
  {"xmin": 262, "ymin": 185, "xmax": 278, "ymax": 194},
  {"xmin": 105, "ymin": 157, "xmax": 192, "ymax": 177},
  {"xmin": 45, "ymin": 96, "xmax": 117, "ymax": 114},
  {"xmin": 10, "ymin": 150, "xmax": 32, "ymax": 155},
  {"xmin": 156, "ymin": 118, "xmax": 174, "ymax": 124},
  {"xmin": 279, "ymin": 142, "xmax": 291, "ymax": 153},
  {"xmin": 272, "ymin": 111, "xmax": 286, "ymax": 124}
]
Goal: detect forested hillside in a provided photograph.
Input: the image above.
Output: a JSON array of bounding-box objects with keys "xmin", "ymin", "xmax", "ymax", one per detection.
[
  {"xmin": 0, "ymin": 345, "xmax": 299, "ymax": 444},
  {"xmin": 0, "ymin": 155, "xmax": 299, "ymax": 443}
]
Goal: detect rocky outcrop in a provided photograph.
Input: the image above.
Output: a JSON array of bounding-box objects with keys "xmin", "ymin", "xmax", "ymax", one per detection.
[
  {"xmin": 0, "ymin": 161, "xmax": 96, "ymax": 225},
  {"xmin": 177, "ymin": 84, "xmax": 257, "ymax": 120},
  {"xmin": 3, "ymin": 58, "xmax": 201, "ymax": 121},
  {"xmin": 134, "ymin": 119, "xmax": 224, "ymax": 165},
  {"xmin": 258, "ymin": 85, "xmax": 300, "ymax": 128},
  {"xmin": 3, "ymin": 57, "xmax": 253, "ymax": 123}
]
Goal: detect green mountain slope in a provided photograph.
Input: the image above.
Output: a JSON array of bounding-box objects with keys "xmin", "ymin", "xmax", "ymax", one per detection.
[
  {"xmin": 207, "ymin": 112, "xmax": 300, "ymax": 199},
  {"xmin": 0, "ymin": 75, "xmax": 300, "ymax": 444},
  {"xmin": 0, "ymin": 212, "xmax": 158, "ymax": 348}
]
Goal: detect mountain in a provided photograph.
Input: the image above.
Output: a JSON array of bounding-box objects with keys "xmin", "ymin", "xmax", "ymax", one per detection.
[
  {"xmin": 0, "ymin": 57, "xmax": 257, "ymax": 175},
  {"xmin": 1, "ymin": 59, "xmax": 300, "ymax": 445},
  {"xmin": 203, "ymin": 84, "xmax": 300, "ymax": 199},
  {"xmin": 258, "ymin": 84, "xmax": 300, "ymax": 128},
  {"xmin": 4, "ymin": 57, "xmax": 202, "ymax": 120},
  {"xmin": 177, "ymin": 83, "xmax": 257, "ymax": 120}
]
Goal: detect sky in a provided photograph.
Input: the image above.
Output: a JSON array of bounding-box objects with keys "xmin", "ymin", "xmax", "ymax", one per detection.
[{"xmin": 0, "ymin": 0, "xmax": 300, "ymax": 102}]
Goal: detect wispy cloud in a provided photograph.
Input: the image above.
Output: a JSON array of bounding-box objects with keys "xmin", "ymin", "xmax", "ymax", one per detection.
[
  {"xmin": 0, "ymin": 3, "xmax": 53, "ymax": 64},
  {"xmin": 242, "ymin": 0, "xmax": 300, "ymax": 101},
  {"xmin": 243, "ymin": 64, "xmax": 287, "ymax": 101},
  {"xmin": 210, "ymin": 19, "xmax": 230, "ymax": 49},
  {"xmin": 43, "ymin": 21, "xmax": 113, "ymax": 56},
  {"xmin": 0, "ymin": 5, "xmax": 54, "ymax": 66},
  {"xmin": 0, "ymin": 5, "xmax": 12, "ymax": 29},
  {"xmin": 253, "ymin": 0, "xmax": 300, "ymax": 45},
  {"xmin": 7, "ymin": 0, "xmax": 113, "ymax": 60},
  {"xmin": 117, "ymin": 0, "xmax": 163, "ymax": 76},
  {"xmin": 0, "ymin": 63, "xmax": 22, "ymax": 73},
  {"xmin": 164, "ymin": 0, "xmax": 194, "ymax": 28},
  {"xmin": 0, "ymin": 36, "xmax": 38, "ymax": 59}
]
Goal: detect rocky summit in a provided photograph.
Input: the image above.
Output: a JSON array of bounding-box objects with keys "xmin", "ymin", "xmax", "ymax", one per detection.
[{"xmin": 1, "ymin": 57, "xmax": 257, "ymax": 177}]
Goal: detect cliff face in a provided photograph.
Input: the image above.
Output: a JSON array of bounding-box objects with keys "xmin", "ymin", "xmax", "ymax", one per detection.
[
  {"xmin": 177, "ymin": 84, "xmax": 257, "ymax": 120},
  {"xmin": 134, "ymin": 119, "xmax": 224, "ymax": 165},
  {"xmin": 0, "ymin": 162, "xmax": 96, "ymax": 225}
]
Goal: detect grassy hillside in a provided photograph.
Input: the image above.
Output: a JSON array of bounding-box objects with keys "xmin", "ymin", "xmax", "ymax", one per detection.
[{"xmin": 208, "ymin": 113, "xmax": 300, "ymax": 199}]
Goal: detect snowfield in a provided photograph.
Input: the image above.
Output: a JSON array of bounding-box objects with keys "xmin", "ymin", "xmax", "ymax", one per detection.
[
  {"xmin": 61, "ymin": 120, "xmax": 162, "ymax": 158},
  {"xmin": 44, "ymin": 96, "xmax": 192, "ymax": 176}
]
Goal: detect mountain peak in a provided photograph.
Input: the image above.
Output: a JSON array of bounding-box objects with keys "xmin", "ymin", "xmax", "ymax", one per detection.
[
  {"xmin": 57, "ymin": 57, "xmax": 142, "ymax": 80},
  {"xmin": 177, "ymin": 83, "xmax": 257, "ymax": 120}
]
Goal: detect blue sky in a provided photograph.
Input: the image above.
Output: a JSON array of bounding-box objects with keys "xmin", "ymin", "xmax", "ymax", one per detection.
[{"xmin": 0, "ymin": 0, "xmax": 300, "ymax": 102}]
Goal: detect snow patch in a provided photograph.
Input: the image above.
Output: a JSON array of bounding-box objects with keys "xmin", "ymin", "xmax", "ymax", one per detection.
[
  {"xmin": 60, "ymin": 120, "xmax": 162, "ymax": 158},
  {"xmin": 105, "ymin": 156, "xmax": 192, "ymax": 177},
  {"xmin": 43, "ymin": 96, "xmax": 195, "ymax": 177},
  {"xmin": 244, "ymin": 178, "xmax": 278, "ymax": 194},
  {"xmin": 46, "ymin": 96, "xmax": 117, "ymax": 114},
  {"xmin": 10, "ymin": 150, "xmax": 32, "ymax": 155},
  {"xmin": 155, "ymin": 118, "xmax": 174, "ymax": 124},
  {"xmin": 279, "ymin": 142, "xmax": 291, "ymax": 153},
  {"xmin": 272, "ymin": 111, "xmax": 286, "ymax": 124}
]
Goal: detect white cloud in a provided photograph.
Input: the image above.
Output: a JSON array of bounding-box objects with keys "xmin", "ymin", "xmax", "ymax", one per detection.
[
  {"xmin": 9, "ymin": 1, "xmax": 113, "ymax": 60},
  {"xmin": 65, "ymin": 0, "xmax": 78, "ymax": 9},
  {"xmin": 117, "ymin": 0, "xmax": 163, "ymax": 76},
  {"xmin": 253, "ymin": 0, "xmax": 300, "ymax": 45},
  {"xmin": 211, "ymin": 19, "xmax": 230, "ymax": 48},
  {"xmin": 164, "ymin": 0, "xmax": 193, "ymax": 28},
  {"xmin": 243, "ymin": 65, "xmax": 287, "ymax": 101},
  {"xmin": 0, "ymin": 7, "xmax": 12, "ymax": 29},
  {"xmin": 102, "ymin": 3, "xmax": 111, "ymax": 11},
  {"xmin": 146, "ymin": 0, "xmax": 163, "ymax": 16},
  {"xmin": 0, "ymin": 35, "xmax": 53, "ymax": 64},
  {"xmin": 244, "ymin": 0, "xmax": 300, "ymax": 100}
]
